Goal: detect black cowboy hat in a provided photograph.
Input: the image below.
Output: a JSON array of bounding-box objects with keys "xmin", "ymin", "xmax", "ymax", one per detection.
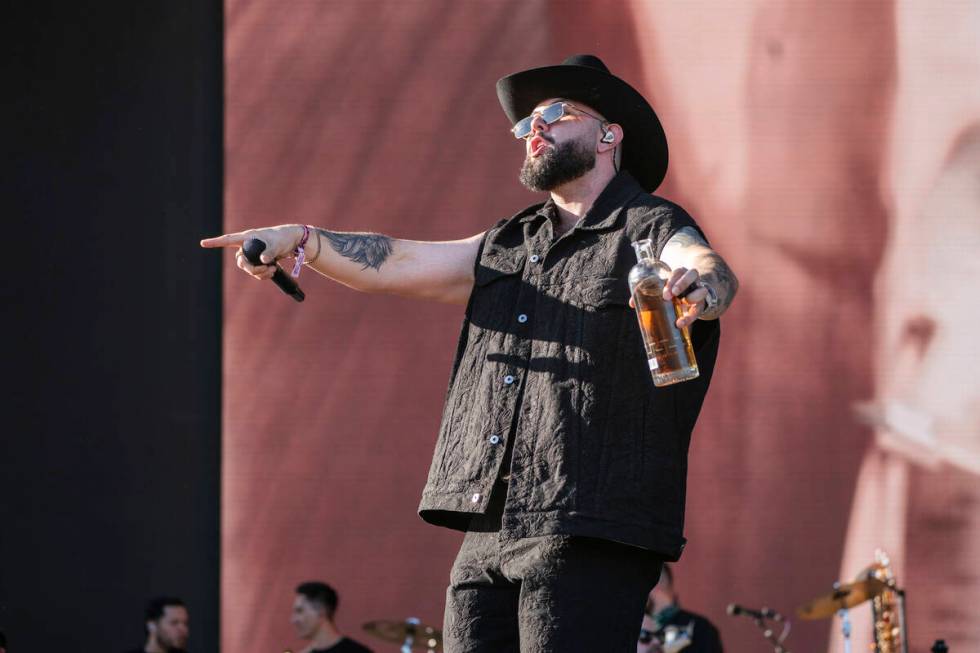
[{"xmin": 496, "ymin": 54, "xmax": 668, "ymax": 192}]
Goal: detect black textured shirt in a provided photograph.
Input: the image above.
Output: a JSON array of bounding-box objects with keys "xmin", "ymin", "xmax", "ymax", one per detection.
[{"xmin": 418, "ymin": 171, "xmax": 720, "ymax": 559}]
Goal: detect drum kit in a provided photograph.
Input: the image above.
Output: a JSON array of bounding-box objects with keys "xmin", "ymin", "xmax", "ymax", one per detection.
[
  {"xmin": 731, "ymin": 549, "xmax": 911, "ymax": 653},
  {"xmin": 361, "ymin": 617, "xmax": 443, "ymax": 653},
  {"xmin": 796, "ymin": 550, "xmax": 907, "ymax": 653},
  {"xmin": 360, "ymin": 550, "xmax": 956, "ymax": 653}
]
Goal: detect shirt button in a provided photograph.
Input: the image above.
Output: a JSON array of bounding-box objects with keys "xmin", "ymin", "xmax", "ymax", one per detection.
[
  {"xmin": 517, "ymin": 314, "xmax": 528, "ymax": 323},
  {"xmin": 489, "ymin": 434, "xmax": 501, "ymax": 445},
  {"xmin": 504, "ymin": 375, "xmax": 515, "ymax": 385},
  {"xmin": 471, "ymin": 493, "xmax": 481, "ymax": 503},
  {"xmin": 529, "ymin": 254, "xmax": 540, "ymax": 263}
]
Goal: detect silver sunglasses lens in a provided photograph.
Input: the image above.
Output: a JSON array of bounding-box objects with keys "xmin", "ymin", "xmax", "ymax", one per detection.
[
  {"xmin": 513, "ymin": 117, "xmax": 533, "ymax": 138},
  {"xmin": 541, "ymin": 103, "xmax": 564, "ymax": 122},
  {"xmin": 512, "ymin": 103, "xmax": 565, "ymax": 139}
]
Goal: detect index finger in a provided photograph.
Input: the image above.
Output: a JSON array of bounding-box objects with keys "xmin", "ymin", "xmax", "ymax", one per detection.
[
  {"xmin": 676, "ymin": 302, "xmax": 702, "ymax": 328},
  {"xmin": 200, "ymin": 232, "xmax": 247, "ymax": 248}
]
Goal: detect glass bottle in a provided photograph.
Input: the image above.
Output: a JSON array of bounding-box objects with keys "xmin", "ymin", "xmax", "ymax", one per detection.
[{"xmin": 628, "ymin": 239, "xmax": 699, "ymax": 386}]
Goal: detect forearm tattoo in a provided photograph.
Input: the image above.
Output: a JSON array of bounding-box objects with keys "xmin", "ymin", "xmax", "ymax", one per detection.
[
  {"xmin": 317, "ymin": 229, "xmax": 393, "ymax": 271},
  {"xmin": 665, "ymin": 227, "xmax": 737, "ymax": 319},
  {"xmin": 666, "ymin": 226, "xmax": 709, "ymax": 248}
]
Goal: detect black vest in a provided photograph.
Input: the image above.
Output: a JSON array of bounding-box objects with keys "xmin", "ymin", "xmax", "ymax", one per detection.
[{"xmin": 418, "ymin": 172, "xmax": 720, "ymax": 560}]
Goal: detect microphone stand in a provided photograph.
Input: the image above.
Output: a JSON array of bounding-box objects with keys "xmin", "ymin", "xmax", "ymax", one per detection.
[
  {"xmin": 749, "ymin": 613, "xmax": 791, "ymax": 653},
  {"xmin": 400, "ymin": 617, "xmax": 418, "ymax": 653},
  {"xmin": 838, "ymin": 607, "xmax": 852, "ymax": 653},
  {"xmin": 730, "ymin": 607, "xmax": 791, "ymax": 653},
  {"xmin": 398, "ymin": 617, "xmax": 438, "ymax": 653}
]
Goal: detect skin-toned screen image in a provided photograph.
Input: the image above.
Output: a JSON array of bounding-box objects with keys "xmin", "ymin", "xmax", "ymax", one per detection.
[{"xmin": 214, "ymin": 2, "xmax": 980, "ymax": 651}]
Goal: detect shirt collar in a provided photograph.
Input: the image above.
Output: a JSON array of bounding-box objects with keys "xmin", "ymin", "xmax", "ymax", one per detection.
[
  {"xmin": 519, "ymin": 199, "xmax": 558, "ymax": 224},
  {"xmin": 518, "ymin": 170, "xmax": 646, "ymax": 231}
]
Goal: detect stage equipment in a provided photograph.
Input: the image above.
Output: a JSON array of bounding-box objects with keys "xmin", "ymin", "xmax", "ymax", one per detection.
[
  {"xmin": 726, "ymin": 602, "xmax": 791, "ymax": 652},
  {"xmin": 797, "ymin": 549, "xmax": 907, "ymax": 653},
  {"xmin": 797, "ymin": 577, "xmax": 888, "ymax": 620},
  {"xmin": 362, "ymin": 617, "xmax": 442, "ymax": 653}
]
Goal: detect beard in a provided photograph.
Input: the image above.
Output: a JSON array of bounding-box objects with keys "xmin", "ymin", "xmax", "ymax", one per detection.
[
  {"xmin": 519, "ymin": 136, "xmax": 596, "ymax": 192},
  {"xmin": 158, "ymin": 632, "xmax": 187, "ymax": 650}
]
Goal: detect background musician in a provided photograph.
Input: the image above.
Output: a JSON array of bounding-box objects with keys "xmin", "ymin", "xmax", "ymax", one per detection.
[
  {"xmin": 290, "ymin": 581, "xmax": 372, "ymax": 653},
  {"xmin": 638, "ymin": 565, "xmax": 723, "ymax": 653}
]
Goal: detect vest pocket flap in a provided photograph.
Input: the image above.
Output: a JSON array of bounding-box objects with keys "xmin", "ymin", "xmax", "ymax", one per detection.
[
  {"xmin": 475, "ymin": 252, "xmax": 525, "ymax": 286},
  {"xmin": 579, "ymin": 277, "xmax": 631, "ymax": 308}
]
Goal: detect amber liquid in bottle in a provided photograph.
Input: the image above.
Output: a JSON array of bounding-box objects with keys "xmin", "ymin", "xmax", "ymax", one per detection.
[{"xmin": 628, "ymin": 239, "xmax": 699, "ymax": 386}]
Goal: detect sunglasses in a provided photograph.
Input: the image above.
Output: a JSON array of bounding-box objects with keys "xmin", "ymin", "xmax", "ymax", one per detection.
[
  {"xmin": 638, "ymin": 628, "xmax": 656, "ymax": 644},
  {"xmin": 510, "ymin": 102, "xmax": 606, "ymax": 139}
]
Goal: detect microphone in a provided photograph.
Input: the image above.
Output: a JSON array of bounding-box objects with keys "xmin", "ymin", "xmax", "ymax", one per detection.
[
  {"xmin": 727, "ymin": 603, "xmax": 784, "ymax": 622},
  {"xmin": 242, "ymin": 238, "xmax": 305, "ymax": 302}
]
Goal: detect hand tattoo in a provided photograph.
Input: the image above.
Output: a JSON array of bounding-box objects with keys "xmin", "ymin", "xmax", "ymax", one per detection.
[
  {"xmin": 699, "ymin": 265, "xmax": 738, "ymax": 319},
  {"xmin": 664, "ymin": 227, "xmax": 737, "ymax": 319},
  {"xmin": 318, "ymin": 229, "xmax": 393, "ymax": 271}
]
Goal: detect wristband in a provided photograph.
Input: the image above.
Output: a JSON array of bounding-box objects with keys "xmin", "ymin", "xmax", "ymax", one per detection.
[{"xmin": 291, "ymin": 225, "xmax": 311, "ymax": 278}]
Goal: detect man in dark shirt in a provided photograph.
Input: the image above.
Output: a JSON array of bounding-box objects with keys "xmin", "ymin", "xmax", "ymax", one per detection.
[
  {"xmin": 290, "ymin": 581, "xmax": 372, "ymax": 653},
  {"xmin": 125, "ymin": 596, "xmax": 189, "ymax": 653},
  {"xmin": 203, "ymin": 54, "xmax": 737, "ymax": 652},
  {"xmin": 638, "ymin": 565, "xmax": 724, "ymax": 653}
]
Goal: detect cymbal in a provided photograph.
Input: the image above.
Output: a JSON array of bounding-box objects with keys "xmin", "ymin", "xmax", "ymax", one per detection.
[
  {"xmin": 797, "ymin": 577, "xmax": 889, "ymax": 620},
  {"xmin": 362, "ymin": 618, "xmax": 442, "ymax": 651}
]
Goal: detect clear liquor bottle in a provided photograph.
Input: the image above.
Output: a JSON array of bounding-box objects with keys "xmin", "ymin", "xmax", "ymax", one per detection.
[{"xmin": 628, "ymin": 239, "xmax": 699, "ymax": 386}]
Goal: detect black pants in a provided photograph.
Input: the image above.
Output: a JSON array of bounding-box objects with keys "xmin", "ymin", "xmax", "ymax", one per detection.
[{"xmin": 443, "ymin": 483, "xmax": 664, "ymax": 653}]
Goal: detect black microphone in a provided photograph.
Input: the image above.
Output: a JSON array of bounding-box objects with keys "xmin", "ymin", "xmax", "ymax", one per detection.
[
  {"xmin": 241, "ymin": 238, "xmax": 305, "ymax": 302},
  {"xmin": 727, "ymin": 603, "xmax": 784, "ymax": 622}
]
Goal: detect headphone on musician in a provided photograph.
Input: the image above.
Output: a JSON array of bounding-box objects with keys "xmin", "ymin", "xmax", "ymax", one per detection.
[{"xmin": 601, "ymin": 129, "xmax": 615, "ymax": 143}]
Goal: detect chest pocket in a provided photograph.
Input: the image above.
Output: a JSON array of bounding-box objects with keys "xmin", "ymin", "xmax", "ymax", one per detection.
[
  {"xmin": 470, "ymin": 251, "xmax": 526, "ymax": 334},
  {"xmin": 565, "ymin": 277, "xmax": 632, "ymax": 352},
  {"xmin": 578, "ymin": 277, "xmax": 631, "ymax": 310}
]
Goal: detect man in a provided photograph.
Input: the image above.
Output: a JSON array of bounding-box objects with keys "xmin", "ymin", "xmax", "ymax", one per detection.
[
  {"xmin": 203, "ymin": 54, "xmax": 737, "ymax": 651},
  {"xmin": 638, "ymin": 565, "xmax": 724, "ymax": 653},
  {"xmin": 290, "ymin": 581, "xmax": 372, "ymax": 653},
  {"xmin": 126, "ymin": 597, "xmax": 188, "ymax": 653}
]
